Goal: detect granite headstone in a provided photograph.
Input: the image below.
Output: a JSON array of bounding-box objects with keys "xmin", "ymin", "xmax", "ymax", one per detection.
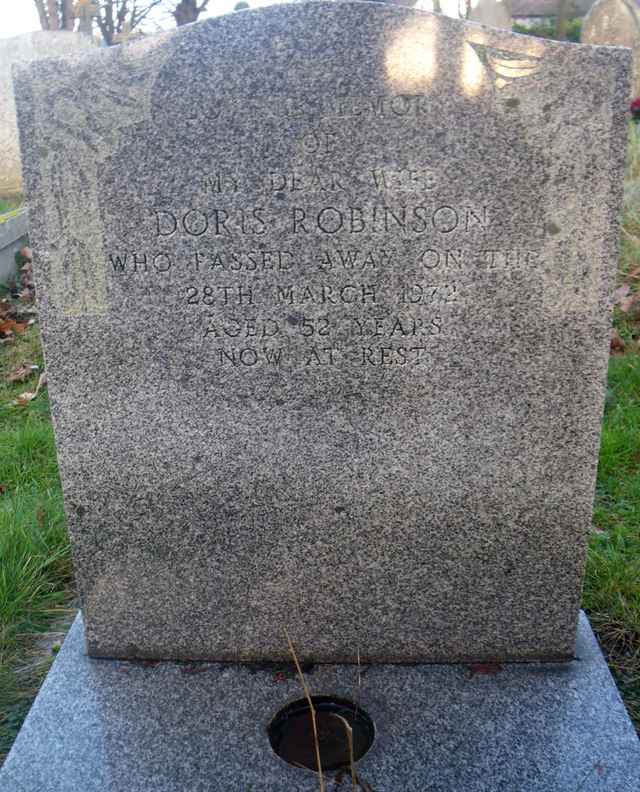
[{"xmin": 14, "ymin": 3, "xmax": 629, "ymax": 663}]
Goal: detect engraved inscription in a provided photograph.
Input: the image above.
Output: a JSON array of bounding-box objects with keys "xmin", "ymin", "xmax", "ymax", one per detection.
[{"xmin": 107, "ymin": 157, "xmax": 544, "ymax": 370}]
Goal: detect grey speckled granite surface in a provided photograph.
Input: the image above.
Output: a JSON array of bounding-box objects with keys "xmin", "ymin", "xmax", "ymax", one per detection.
[
  {"xmin": 1, "ymin": 612, "xmax": 639, "ymax": 791},
  {"xmin": 13, "ymin": 4, "xmax": 631, "ymax": 661}
]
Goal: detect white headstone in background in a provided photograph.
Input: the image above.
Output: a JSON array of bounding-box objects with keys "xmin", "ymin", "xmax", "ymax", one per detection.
[
  {"xmin": 582, "ymin": 0, "xmax": 640, "ymax": 98},
  {"xmin": 470, "ymin": 0, "xmax": 513, "ymax": 29},
  {"xmin": 0, "ymin": 31, "xmax": 96, "ymax": 199}
]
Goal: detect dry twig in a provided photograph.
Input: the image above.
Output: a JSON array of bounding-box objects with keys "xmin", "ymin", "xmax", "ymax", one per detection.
[
  {"xmin": 330, "ymin": 713, "xmax": 356, "ymax": 790},
  {"xmin": 285, "ymin": 627, "xmax": 324, "ymax": 792}
]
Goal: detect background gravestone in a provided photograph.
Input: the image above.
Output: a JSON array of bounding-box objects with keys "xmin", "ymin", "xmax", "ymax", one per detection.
[
  {"xmin": 581, "ymin": 0, "xmax": 640, "ymax": 98},
  {"xmin": 470, "ymin": 0, "xmax": 513, "ymax": 29},
  {"xmin": 0, "ymin": 31, "xmax": 96, "ymax": 198},
  {"xmin": 14, "ymin": 3, "xmax": 629, "ymax": 663}
]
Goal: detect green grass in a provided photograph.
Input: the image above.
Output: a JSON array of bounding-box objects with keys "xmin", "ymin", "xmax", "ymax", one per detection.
[
  {"xmin": 512, "ymin": 18, "xmax": 582, "ymax": 43},
  {"xmin": 585, "ymin": 354, "xmax": 640, "ymax": 732},
  {"xmin": 582, "ymin": 125, "xmax": 640, "ymax": 732},
  {"xmin": 0, "ymin": 197, "xmax": 24, "ymax": 221},
  {"xmin": 616, "ymin": 126, "xmax": 640, "ymax": 347},
  {"xmin": 0, "ymin": 326, "xmax": 72, "ymax": 762}
]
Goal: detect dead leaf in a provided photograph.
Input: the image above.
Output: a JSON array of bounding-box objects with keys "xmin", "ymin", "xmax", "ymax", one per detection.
[
  {"xmin": 468, "ymin": 662, "xmax": 503, "ymax": 677},
  {"xmin": 613, "ymin": 284, "xmax": 630, "ymax": 305},
  {"xmin": 0, "ymin": 317, "xmax": 28, "ymax": 335},
  {"xmin": 0, "ymin": 300, "xmax": 14, "ymax": 318},
  {"xmin": 14, "ymin": 392, "xmax": 37, "ymax": 406},
  {"xmin": 610, "ymin": 329, "xmax": 625, "ymax": 354},
  {"xmin": 619, "ymin": 294, "xmax": 637, "ymax": 313},
  {"xmin": 0, "ymin": 319, "xmax": 15, "ymax": 336},
  {"xmin": 7, "ymin": 363, "xmax": 38, "ymax": 383},
  {"xmin": 0, "ymin": 485, "xmax": 6, "ymax": 495},
  {"xmin": 628, "ymin": 268, "xmax": 640, "ymax": 280},
  {"xmin": 11, "ymin": 372, "xmax": 47, "ymax": 407},
  {"xmin": 19, "ymin": 246, "xmax": 32, "ymax": 261},
  {"xmin": 179, "ymin": 664, "xmax": 208, "ymax": 675},
  {"xmin": 134, "ymin": 659, "xmax": 160, "ymax": 668}
]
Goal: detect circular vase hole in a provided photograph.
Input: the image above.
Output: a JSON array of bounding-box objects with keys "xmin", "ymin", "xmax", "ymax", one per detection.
[{"xmin": 268, "ymin": 696, "xmax": 375, "ymax": 773}]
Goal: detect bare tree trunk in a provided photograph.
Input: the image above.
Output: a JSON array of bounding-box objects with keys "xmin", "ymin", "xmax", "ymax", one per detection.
[
  {"xmin": 47, "ymin": 0, "xmax": 60, "ymax": 30},
  {"xmin": 173, "ymin": 0, "xmax": 210, "ymax": 26},
  {"xmin": 115, "ymin": 0, "xmax": 128, "ymax": 35},
  {"xmin": 459, "ymin": 0, "xmax": 472, "ymax": 18},
  {"xmin": 33, "ymin": 0, "xmax": 50, "ymax": 30},
  {"xmin": 78, "ymin": 10, "xmax": 94, "ymax": 36},
  {"xmin": 97, "ymin": 0, "xmax": 116, "ymax": 45},
  {"xmin": 95, "ymin": 0, "xmax": 165, "ymax": 46},
  {"xmin": 555, "ymin": 0, "xmax": 573, "ymax": 40},
  {"xmin": 62, "ymin": 0, "xmax": 75, "ymax": 30}
]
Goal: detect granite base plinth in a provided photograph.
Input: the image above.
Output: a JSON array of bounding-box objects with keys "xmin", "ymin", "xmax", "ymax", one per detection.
[{"xmin": 1, "ymin": 612, "xmax": 639, "ymax": 791}]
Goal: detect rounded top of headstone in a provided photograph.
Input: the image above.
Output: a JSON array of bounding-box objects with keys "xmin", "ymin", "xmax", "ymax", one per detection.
[
  {"xmin": 581, "ymin": 0, "xmax": 640, "ymax": 97},
  {"xmin": 581, "ymin": 0, "xmax": 640, "ymax": 47},
  {"xmin": 469, "ymin": 0, "xmax": 513, "ymax": 31}
]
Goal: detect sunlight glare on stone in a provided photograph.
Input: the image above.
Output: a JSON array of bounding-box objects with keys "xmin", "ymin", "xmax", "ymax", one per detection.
[
  {"xmin": 460, "ymin": 35, "xmax": 485, "ymax": 96},
  {"xmin": 385, "ymin": 18, "xmax": 437, "ymax": 90},
  {"xmin": 460, "ymin": 30, "xmax": 545, "ymax": 94}
]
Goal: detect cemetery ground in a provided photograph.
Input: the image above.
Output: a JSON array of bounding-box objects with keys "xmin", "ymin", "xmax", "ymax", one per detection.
[
  {"xmin": 0, "ymin": 197, "xmax": 22, "ymax": 218},
  {"xmin": 0, "ymin": 168, "xmax": 639, "ymax": 771}
]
